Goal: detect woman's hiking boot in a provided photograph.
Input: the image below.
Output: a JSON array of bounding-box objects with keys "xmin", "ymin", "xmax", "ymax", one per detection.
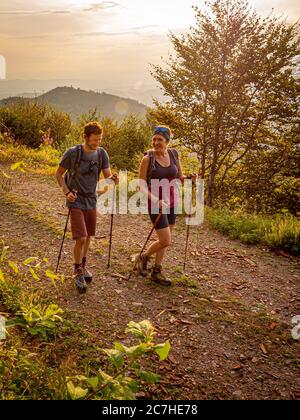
[
  {"xmin": 150, "ymin": 265, "xmax": 172, "ymax": 286},
  {"xmin": 135, "ymin": 253, "xmax": 150, "ymax": 277}
]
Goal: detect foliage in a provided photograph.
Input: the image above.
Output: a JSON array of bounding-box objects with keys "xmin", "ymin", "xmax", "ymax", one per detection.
[
  {"xmin": 217, "ymin": 127, "xmax": 300, "ymax": 215},
  {"xmin": 0, "ymin": 100, "xmax": 71, "ymax": 148},
  {"xmin": 0, "ymin": 240, "xmax": 65, "ymax": 339},
  {"xmin": 0, "ymin": 339, "xmax": 52, "ymax": 399},
  {"xmin": 0, "ymin": 134, "xmax": 60, "ymax": 178},
  {"xmin": 264, "ymin": 216, "xmax": 300, "ymax": 255},
  {"xmin": 206, "ymin": 207, "xmax": 300, "ymax": 254},
  {"xmin": 149, "ymin": 0, "xmax": 300, "ymax": 207},
  {"xmin": 66, "ymin": 320, "xmax": 171, "ymax": 400},
  {"xmin": 17, "ymin": 299, "xmax": 64, "ymax": 340},
  {"xmin": 60, "ymin": 108, "xmax": 152, "ymax": 171}
]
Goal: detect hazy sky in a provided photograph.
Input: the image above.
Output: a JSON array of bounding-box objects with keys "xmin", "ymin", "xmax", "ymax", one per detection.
[{"xmin": 0, "ymin": 0, "xmax": 299, "ymax": 88}]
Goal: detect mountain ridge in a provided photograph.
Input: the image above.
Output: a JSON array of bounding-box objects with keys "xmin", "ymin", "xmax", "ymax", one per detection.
[{"xmin": 0, "ymin": 86, "xmax": 148, "ymax": 121}]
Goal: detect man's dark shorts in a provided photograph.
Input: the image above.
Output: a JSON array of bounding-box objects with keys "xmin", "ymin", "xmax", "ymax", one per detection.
[{"xmin": 70, "ymin": 208, "xmax": 97, "ymax": 239}]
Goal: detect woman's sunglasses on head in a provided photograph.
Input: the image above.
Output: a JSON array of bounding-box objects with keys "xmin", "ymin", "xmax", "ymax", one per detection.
[{"xmin": 154, "ymin": 126, "xmax": 170, "ymax": 135}]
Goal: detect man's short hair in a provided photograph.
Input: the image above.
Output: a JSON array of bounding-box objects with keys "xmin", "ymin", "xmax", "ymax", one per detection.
[{"xmin": 84, "ymin": 121, "xmax": 103, "ymax": 138}]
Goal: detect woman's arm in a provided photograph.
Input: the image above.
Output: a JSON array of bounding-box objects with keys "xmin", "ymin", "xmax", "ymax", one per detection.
[{"xmin": 139, "ymin": 156, "xmax": 159, "ymax": 204}]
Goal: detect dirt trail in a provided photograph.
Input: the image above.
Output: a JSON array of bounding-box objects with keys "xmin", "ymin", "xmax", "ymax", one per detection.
[{"xmin": 0, "ymin": 171, "xmax": 299, "ymax": 400}]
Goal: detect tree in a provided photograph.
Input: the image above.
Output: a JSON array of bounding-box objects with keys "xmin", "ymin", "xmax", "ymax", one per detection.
[
  {"xmin": 149, "ymin": 0, "xmax": 300, "ymax": 207},
  {"xmin": 220, "ymin": 123, "xmax": 300, "ymax": 214},
  {"xmin": 64, "ymin": 108, "xmax": 151, "ymax": 171},
  {"xmin": 101, "ymin": 114, "xmax": 151, "ymax": 171}
]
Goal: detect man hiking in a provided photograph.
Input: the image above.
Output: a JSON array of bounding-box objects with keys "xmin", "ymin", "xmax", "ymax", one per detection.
[{"xmin": 56, "ymin": 121, "xmax": 117, "ymax": 293}]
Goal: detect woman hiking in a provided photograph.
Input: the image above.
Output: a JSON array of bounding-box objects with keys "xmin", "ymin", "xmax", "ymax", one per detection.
[
  {"xmin": 136, "ymin": 126, "xmax": 196, "ymax": 286},
  {"xmin": 56, "ymin": 121, "xmax": 117, "ymax": 293}
]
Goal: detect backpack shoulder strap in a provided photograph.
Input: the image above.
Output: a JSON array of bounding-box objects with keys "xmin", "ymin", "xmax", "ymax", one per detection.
[
  {"xmin": 168, "ymin": 148, "xmax": 179, "ymax": 168},
  {"xmin": 169, "ymin": 148, "xmax": 180, "ymax": 179},
  {"xmin": 73, "ymin": 144, "xmax": 84, "ymax": 174},
  {"xmin": 144, "ymin": 150, "xmax": 155, "ymax": 184},
  {"xmin": 66, "ymin": 145, "xmax": 83, "ymax": 189},
  {"xmin": 97, "ymin": 147, "xmax": 103, "ymax": 181}
]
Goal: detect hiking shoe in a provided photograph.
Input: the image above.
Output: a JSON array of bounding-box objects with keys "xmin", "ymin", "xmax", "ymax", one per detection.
[
  {"xmin": 150, "ymin": 265, "xmax": 172, "ymax": 286},
  {"xmin": 83, "ymin": 267, "xmax": 93, "ymax": 284},
  {"xmin": 74, "ymin": 268, "xmax": 88, "ymax": 294},
  {"xmin": 82, "ymin": 258, "xmax": 93, "ymax": 283},
  {"xmin": 134, "ymin": 253, "xmax": 150, "ymax": 277}
]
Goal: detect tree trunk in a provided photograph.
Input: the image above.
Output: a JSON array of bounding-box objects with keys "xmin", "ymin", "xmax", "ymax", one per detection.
[{"xmin": 207, "ymin": 169, "xmax": 216, "ymax": 207}]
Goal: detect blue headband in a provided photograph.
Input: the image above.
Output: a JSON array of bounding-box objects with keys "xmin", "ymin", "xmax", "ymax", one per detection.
[{"xmin": 153, "ymin": 126, "xmax": 171, "ymax": 142}]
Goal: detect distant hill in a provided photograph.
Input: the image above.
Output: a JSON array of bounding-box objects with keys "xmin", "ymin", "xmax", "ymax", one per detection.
[
  {"xmin": 0, "ymin": 79, "xmax": 164, "ymax": 105},
  {"xmin": 0, "ymin": 86, "xmax": 148, "ymax": 121}
]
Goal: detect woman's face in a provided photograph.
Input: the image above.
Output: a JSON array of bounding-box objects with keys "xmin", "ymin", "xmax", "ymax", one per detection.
[{"xmin": 152, "ymin": 134, "xmax": 168, "ymax": 152}]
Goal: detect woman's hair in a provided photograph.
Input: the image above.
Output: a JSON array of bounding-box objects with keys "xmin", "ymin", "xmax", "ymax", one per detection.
[{"xmin": 84, "ymin": 121, "xmax": 103, "ymax": 138}]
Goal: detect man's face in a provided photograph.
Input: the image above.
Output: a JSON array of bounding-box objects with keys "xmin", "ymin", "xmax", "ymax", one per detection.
[{"xmin": 84, "ymin": 133, "xmax": 102, "ymax": 150}]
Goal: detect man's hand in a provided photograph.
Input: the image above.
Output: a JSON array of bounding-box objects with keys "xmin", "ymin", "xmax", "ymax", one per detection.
[
  {"xmin": 110, "ymin": 174, "xmax": 119, "ymax": 184},
  {"xmin": 66, "ymin": 190, "xmax": 78, "ymax": 203}
]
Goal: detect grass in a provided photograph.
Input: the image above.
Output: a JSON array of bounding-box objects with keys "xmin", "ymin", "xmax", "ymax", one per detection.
[
  {"xmin": 0, "ymin": 137, "xmax": 60, "ymax": 177},
  {"xmin": 172, "ymin": 273, "xmax": 198, "ymax": 288},
  {"xmin": 205, "ymin": 207, "xmax": 300, "ymax": 255},
  {"xmin": 264, "ymin": 217, "xmax": 300, "ymax": 255}
]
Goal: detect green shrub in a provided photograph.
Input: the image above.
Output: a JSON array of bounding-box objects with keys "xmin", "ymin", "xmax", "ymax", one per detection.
[
  {"xmin": 66, "ymin": 320, "xmax": 171, "ymax": 400},
  {"xmin": 0, "ymin": 100, "xmax": 71, "ymax": 148},
  {"xmin": 264, "ymin": 216, "xmax": 300, "ymax": 255},
  {"xmin": 0, "ymin": 241, "xmax": 65, "ymax": 340},
  {"xmin": 206, "ymin": 208, "xmax": 300, "ymax": 254},
  {"xmin": 205, "ymin": 208, "xmax": 266, "ymax": 244}
]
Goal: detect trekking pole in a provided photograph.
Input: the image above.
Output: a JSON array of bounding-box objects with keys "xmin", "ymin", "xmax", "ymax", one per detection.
[
  {"xmin": 127, "ymin": 211, "xmax": 162, "ymax": 281},
  {"xmin": 107, "ymin": 183, "xmax": 116, "ymax": 269},
  {"xmin": 183, "ymin": 180, "xmax": 196, "ymax": 272},
  {"xmin": 55, "ymin": 208, "xmax": 71, "ymax": 274}
]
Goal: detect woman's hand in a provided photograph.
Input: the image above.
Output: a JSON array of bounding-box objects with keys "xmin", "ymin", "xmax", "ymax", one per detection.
[
  {"xmin": 185, "ymin": 173, "xmax": 197, "ymax": 185},
  {"xmin": 191, "ymin": 174, "xmax": 197, "ymax": 185},
  {"xmin": 150, "ymin": 196, "xmax": 169, "ymax": 210},
  {"xmin": 158, "ymin": 199, "xmax": 169, "ymax": 210}
]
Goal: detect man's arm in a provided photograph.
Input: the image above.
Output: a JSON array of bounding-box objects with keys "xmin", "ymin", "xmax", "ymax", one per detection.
[
  {"xmin": 56, "ymin": 166, "xmax": 77, "ymax": 203},
  {"xmin": 102, "ymin": 168, "xmax": 118, "ymax": 183}
]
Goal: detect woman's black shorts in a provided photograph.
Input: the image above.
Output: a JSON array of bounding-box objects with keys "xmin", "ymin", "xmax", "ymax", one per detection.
[{"xmin": 148, "ymin": 207, "xmax": 177, "ymax": 230}]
